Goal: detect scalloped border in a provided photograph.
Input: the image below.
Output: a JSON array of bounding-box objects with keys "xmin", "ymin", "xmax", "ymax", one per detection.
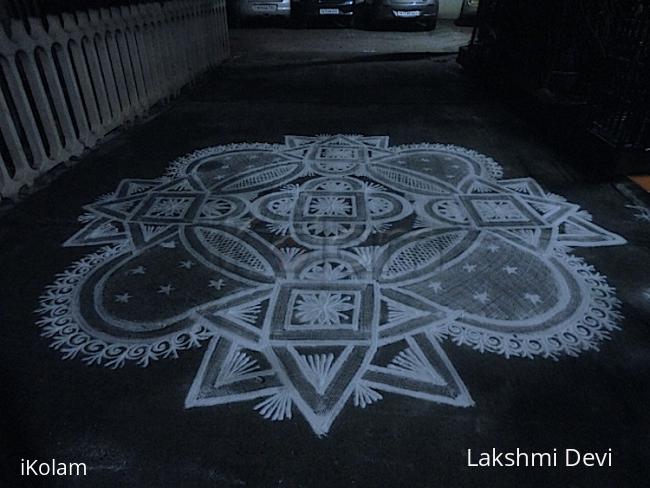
[
  {"xmin": 36, "ymin": 244, "xmax": 216, "ymax": 369},
  {"xmin": 390, "ymin": 143, "xmax": 504, "ymax": 181},
  {"xmin": 438, "ymin": 247, "xmax": 623, "ymax": 360},
  {"xmin": 164, "ymin": 142, "xmax": 286, "ymax": 180}
]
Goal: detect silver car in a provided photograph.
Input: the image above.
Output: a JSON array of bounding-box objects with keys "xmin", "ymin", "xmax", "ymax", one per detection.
[
  {"xmin": 361, "ymin": 0, "xmax": 439, "ymax": 29},
  {"xmin": 238, "ymin": 0, "xmax": 291, "ymax": 19}
]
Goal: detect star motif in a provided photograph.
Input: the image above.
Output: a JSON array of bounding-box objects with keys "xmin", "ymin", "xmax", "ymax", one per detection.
[
  {"xmin": 157, "ymin": 284, "xmax": 174, "ymax": 296},
  {"xmin": 114, "ymin": 293, "xmax": 131, "ymax": 303},
  {"xmin": 179, "ymin": 260, "xmax": 195, "ymax": 269},
  {"xmin": 428, "ymin": 282, "xmax": 443, "ymax": 293},
  {"xmin": 473, "ymin": 291, "xmax": 490, "ymax": 305},
  {"xmin": 39, "ymin": 134, "xmax": 628, "ymax": 437},
  {"xmin": 524, "ymin": 293, "xmax": 542, "ymax": 305},
  {"xmin": 209, "ymin": 279, "xmax": 225, "ymax": 290}
]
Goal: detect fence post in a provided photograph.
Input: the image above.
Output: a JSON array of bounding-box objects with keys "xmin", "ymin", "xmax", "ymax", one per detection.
[{"xmin": 0, "ymin": 0, "xmax": 229, "ymax": 202}]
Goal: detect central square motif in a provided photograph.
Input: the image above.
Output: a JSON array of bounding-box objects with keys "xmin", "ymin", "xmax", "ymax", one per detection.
[
  {"xmin": 303, "ymin": 195, "xmax": 357, "ymax": 217},
  {"xmin": 268, "ymin": 282, "xmax": 376, "ymax": 342},
  {"xmin": 294, "ymin": 191, "xmax": 366, "ymax": 222},
  {"xmin": 287, "ymin": 290, "xmax": 360, "ymax": 329}
]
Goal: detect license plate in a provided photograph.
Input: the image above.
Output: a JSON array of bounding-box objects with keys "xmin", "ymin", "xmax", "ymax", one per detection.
[
  {"xmin": 320, "ymin": 8, "xmax": 340, "ymax": 15},
  {"xmin": 252, "ymin": 4, "xmax": 277, "ymax": 12},
  {"xmin": 394, "ymin": 10, "xmax": 420, "ymax": 17}
]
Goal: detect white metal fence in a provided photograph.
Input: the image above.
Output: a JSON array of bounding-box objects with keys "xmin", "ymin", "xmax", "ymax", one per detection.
[{"xmin": 0, "ymin": 0, "xmax": 229, "ymax": 201}]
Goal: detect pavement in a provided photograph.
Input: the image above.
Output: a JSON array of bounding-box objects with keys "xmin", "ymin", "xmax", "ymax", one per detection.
[
  {"xmin": 1, "ymin": 27, "xmax": 650, "ymax": 488},
  {"xmin": 230, "ymin": 20, "xmax": 473, "ymax": 64}
]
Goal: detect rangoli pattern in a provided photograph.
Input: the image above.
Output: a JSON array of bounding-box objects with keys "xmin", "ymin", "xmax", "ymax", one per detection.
[{"xmin": 38, "ymin": 135, "xmax": 626, "ymax": 435}]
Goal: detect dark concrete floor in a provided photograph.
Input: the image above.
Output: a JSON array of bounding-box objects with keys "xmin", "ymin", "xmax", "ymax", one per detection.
[
  {"xmin": 229, "ymin": 20, "xmax": 472, "ymax": 63},
  {"xmin": 2, "ymin": 29, "xmax": 650, "ymax": 487}
]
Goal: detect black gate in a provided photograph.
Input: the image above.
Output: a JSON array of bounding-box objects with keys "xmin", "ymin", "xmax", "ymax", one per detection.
[{"xmin": 459, "ymin": 0, "xmax": 649, "ymax": 162}]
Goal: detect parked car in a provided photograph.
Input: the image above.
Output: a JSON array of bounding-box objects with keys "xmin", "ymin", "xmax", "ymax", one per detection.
[
  {"xmin": 455, "ymin": 0, "xmax": 479, "ymax": 26},
  {"xmin": 293, "ymin": 0, "xmax": 359, "ymax": 23},
  {"xmin": 361, "ymin": 0, "xmax": 439, "ymax": 29},
  {"xmin": 237, "ymin": 0, "xmax": 292, "ymax": 21}
]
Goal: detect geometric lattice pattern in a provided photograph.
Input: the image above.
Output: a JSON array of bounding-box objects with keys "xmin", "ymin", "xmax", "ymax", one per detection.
[{"xmin": 37, "ymin": 135, "xmax": 626, "ymax": 435}]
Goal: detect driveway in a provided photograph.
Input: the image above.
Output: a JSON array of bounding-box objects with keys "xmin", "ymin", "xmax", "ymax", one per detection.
[{"xmin": 1, "ymin": 27, "xmax": 649, "ymax": 488}]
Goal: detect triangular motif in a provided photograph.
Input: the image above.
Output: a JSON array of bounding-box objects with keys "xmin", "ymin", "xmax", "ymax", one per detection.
[
  {"xmin": 221, "ymin": 299, "xmax": 264, "ymax": 328},
  {"xmin": 363, "ymin": 333, "xmax": 473, "ymax": 407},
  {"xmin": 298, "ymin": 352, "xmax": 337, "ymax": 394},
  {"xmin": 527, "ymin": 200, "xmax": 556, "ymax": 217},
  {"xmin": 499, "ymin": 178, "xmax": 544, "ymax": 196},
  {"xmin": 387, "ymin": 347, "xmax": 446, "ymax": 385},
  {"xmin": 467, "ymin": 180, "xmax": 501, "ymax": 194},
  {"xmin": 140, "ymin": 224, "xmax": 172, "ymax": 242},
  {"xmin": 557, "ymin": 216, "xmax": 627, "ymax": 247},
  {"xmin": 186, "ymin": 338, "xmax": 281, "ymax": 408},
  {"xmin": 162, "ymin": 179, "xmax": 196, "ymax": 192},
  {"xmin": 115, "ymin": 179, "xmax": 158, "ymax": 197},
  {"xmin": 89, "ymin": 196, "xmax": 144, "ymax": 220},
  {"xmin": 268, "ymin": 344, "xmax": 372, "ymax": 436},
  {"xmin": 215, "ymin": 349, "xmax": 261, "ymax": 386},
  {"xmin": 380, "ymin": 295, "xmax": 431, "ymax": 329},
  {"xmin": 88, "ymin": 220, "xmax": 122, "ymax": 239},
  {"xmin": 201, "ymin": 291, "xmax": 272, "ymax": 347},
  {"xmin": 359, "ymin": 136, "xmax": 389, "ymax": 148},
  {"xmin": 289, "ymin": 345, "xmax": 350, "ymax": 395},
  {"xmin": 64, "ymin": 218, "xmax": 128, "ymax": 247}
]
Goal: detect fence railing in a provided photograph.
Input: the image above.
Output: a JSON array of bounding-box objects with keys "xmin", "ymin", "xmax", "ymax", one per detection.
[{"xmin": 0, "ymin": 0, "xmax": 229, "ymax": 201}]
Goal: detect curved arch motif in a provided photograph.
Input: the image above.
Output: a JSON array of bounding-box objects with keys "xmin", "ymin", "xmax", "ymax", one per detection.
[{"xmin": 37, "ymin": 134, "xmax": 626, "ymax": 435}]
